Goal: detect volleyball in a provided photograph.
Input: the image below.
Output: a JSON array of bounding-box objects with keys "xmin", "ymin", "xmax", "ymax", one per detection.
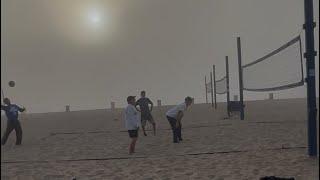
[{"xmin": 8, "ymin": 81, "xmax": 15, "ymax": 87}]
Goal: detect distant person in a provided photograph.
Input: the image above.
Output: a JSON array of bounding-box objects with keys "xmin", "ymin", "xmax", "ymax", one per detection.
[
  {"xmin": 1, "ymin": 98, "xmax": 26, "ymax": 145},
  {"xmin": 125, "ymin": 96, "xmax": 140, "ymax": 154},
  {"xmin": 166, "ymin": 97, "xmax": 193, "ymax": 143},
  {"xmin": 135, "ymin": 91, "xmax": 156, "ymax": 136}
]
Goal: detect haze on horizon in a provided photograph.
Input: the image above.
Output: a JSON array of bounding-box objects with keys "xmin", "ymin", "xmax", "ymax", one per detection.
[{"xmin": 1, "ymin": 0, "xmax": 319, "ymax": 113}]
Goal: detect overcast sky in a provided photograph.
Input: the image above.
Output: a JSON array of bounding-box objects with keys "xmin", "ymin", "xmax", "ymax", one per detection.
[{"xmin": 1, "ymin": 0, "xmax": 319, "ymax": 113}]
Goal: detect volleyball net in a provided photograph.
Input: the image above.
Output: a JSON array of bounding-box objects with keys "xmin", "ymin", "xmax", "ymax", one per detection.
[{"xmin": 242, "ymin": 35, "xmax": 304, "ymax": 92}]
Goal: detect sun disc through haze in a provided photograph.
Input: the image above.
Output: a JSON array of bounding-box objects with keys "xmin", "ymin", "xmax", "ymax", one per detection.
[
  {"xmin": 86, "ymin": 7, "xmax": 106, "ymax": 29},
  {"xmin": 88, "ymin": 10, "xmax": 101, "ymax": 24},
  {"xmin": 44, "ymin": 1, "xmax": 118, "ymax": 46}
]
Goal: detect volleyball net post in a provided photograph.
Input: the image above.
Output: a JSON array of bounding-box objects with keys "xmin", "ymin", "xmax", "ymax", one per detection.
[
  {"xmin": 205, "ymin": 76, "xmax": 208, "ymax": 104},
  {"xmin": 210, "ymin": 71, "xmax": 214, "ymax": 108},
  {"xmin": 237, "ymin": 37, "xmax": 245, "ymax": 120},
  {"xmin": 226, "ymin": 56, "xmax": 231, "ymax": 117},
  {"xmin": 213, "ymin": 65, "xmax": 217, "ymax": 109},
  {"xmin": 304, "ymin": 0, "xmax": 318, "ymax": 157}
]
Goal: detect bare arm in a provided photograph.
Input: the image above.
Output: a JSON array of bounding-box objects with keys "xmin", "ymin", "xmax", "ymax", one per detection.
[
  {"xmin": 148, "ymin": 99, "xmax": 153, "ymax": 111},
  {"xmin": 133, "ymin": 108, "xmax": 140, "ymax": 129},
  {"xmin": 135, "ymin": 101, "xmax": 141, "ymax": 112},
  {"xmin": 17, "ymin": 105, "xmax": 26, "ymax": 112},
  {"xmin": 176, "ymin": 111, "xmax": 184, "ymax": 124},
  {"xmin": 135, "ymin": 106, "xmax": 141, "ymax": 112}
]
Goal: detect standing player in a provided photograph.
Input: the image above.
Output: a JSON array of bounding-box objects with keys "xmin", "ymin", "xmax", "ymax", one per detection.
[
  {"xmin": 1, "ymin": 98, "xmax": 26, "ymax": 145},
  {"xmin": 166, "ymin": 97, "xmax": 193, "ymax": 143},
  {"xmin": 135, "ymin": 91, "xmax": 156, "ymax": 136},
  {"xmin": 125, "ymin": 96, "xmax": 140, "ymax": 154}
]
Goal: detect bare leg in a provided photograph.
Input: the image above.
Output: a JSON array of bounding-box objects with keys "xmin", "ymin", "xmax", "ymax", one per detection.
[
  {"xmin": 129, "ymin": 142, "xmax": 133, "ymax": 154},
  {"xmin": 15, "ymin": 121, "xmax": 23, "ymax": 145},
  {"xmin": 129, "ymin": 138, "xmax": 138, "ymax": 154},
  {"xmin": 142, "ymin": 126, "xmax": 147, "ymax": 136},
  {"xmin": 1, "ymin": 122, "xmax": 14, "ymax": 145}
]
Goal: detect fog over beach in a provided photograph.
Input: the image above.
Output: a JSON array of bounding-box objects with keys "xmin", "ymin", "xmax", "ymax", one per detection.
[
  {"xmin": 1, "ymin": 0, "xmax": 319, "ymax": 113},
  {"xmin": 1, "ymin": 0, "xmax": 319, "ymax": 179}
]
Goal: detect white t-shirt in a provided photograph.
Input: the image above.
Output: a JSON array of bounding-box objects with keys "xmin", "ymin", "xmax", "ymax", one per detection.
[
  {"xmin": 166, "ymin": 102, "xmax": 187, "ymax": 119},
  {"xmin": 125, "ymin": 104, "xmax": 141, "ymax": 130}
]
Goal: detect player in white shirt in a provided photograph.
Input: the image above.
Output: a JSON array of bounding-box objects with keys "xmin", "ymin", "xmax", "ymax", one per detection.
[
  {"xmin": 166, "ymin": 97, "xmax": 193, "ymax": 143},
  {"xmin": 125, "ymin": 96, "xmax": 140, "ymax": 154}
]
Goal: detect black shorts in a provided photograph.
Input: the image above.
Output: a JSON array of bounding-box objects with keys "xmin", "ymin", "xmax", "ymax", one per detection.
[
  {"xmin": 141, "ymin": 112, "xmax": 155, "ymax": 126},
  {"xmin": 141, "ymin": 112, "xmax": 153, "ymax": 121},
  {"xmin": 128, "ymin": 130, "xmax": 138, "ymax": 138}
]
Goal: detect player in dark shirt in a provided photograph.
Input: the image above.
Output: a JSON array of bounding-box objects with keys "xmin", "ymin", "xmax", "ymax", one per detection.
[
  {"xmin": 1, "ymin": 98, "xmax": 26, "ymax": 145},
  {"xmin": 135, "ymin": 91, "xmax": 156, "ymax": 136}
]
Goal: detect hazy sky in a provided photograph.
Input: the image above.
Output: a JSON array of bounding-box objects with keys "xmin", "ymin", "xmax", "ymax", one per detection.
[{"xmin": 1, "ymin": 0, "xmax": 319, "ymax": 113}]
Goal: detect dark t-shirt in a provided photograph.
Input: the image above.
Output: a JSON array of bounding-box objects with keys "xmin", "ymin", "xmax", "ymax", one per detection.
[
  {"xmin": 136, "ymin": 97, "xmax": 153, "ymax": 114},
  {"xmin": 1, "ymin": 104, "xmax": 23, "ymax": 121}
]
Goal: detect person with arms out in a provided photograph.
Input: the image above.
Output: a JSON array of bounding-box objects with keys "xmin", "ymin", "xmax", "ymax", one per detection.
[
  {"xmin": 1, "ymin": 98, "xmax": 26, "ymax": 145},
  {"xmin": 166, "ymin": 96, "xmax": 193, "ymax": 143},
  {"xmin": 135, "ymin": 91, "xmax": 156, "ymax": 136},
  {"xmin": 125, "ymin": 96, "xmax": 140, "ymax": 154}
]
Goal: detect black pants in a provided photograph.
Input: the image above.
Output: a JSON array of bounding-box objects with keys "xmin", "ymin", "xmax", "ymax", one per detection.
[
  {"xmin": 1, "ymin": 120, "xmax": 22, "ymax": 145},
  {"xmin": 167, "ymin": 116, "xmax": 182, "ymax": 143}
]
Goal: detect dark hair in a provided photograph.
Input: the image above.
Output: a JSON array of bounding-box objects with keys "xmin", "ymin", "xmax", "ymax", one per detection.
[
  {"xmin": 141, "ymin": 91, "xmax": 146, "ymax": 94},
  {"xmin": 3, "ymin": 98, "xmax": 10, "ymax": 102},
  {"xmin": 127, "ymin": 96, "xmax": 135, "ymax": 103},
  {"xmin": 185, "ymin": 96, "xmax": 193, "ymax": 102}
]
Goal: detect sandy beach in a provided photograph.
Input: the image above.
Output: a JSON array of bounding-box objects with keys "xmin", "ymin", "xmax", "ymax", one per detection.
[{"xmin": 1, "ymin": 98, "xmax": 319, "ymax": 180}]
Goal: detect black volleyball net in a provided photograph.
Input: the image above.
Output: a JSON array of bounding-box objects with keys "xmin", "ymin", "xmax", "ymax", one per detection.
[
  {"xmin": 242, "ymin": 35, "xmax": 304, "ymax": 92},
  {"xmin": 215, "ymin": 76, "xmax": 227, "ymax": 94}
]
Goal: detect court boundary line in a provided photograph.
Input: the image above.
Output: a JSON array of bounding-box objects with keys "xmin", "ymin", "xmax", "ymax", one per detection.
[
  {"xmin": 40, "ymin": 123, "xmax": 233, "ymax": 140},
  {"xmin": 39, "ymin": 121, "xmax": 305, "ymax": 141},
  {"xmin": 1, "ymin": 146, "xmax": 307, "ymax": 164}
]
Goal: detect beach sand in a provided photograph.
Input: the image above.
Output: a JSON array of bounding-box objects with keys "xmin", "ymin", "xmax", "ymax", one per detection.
[{"xmin": 1, "ymin": 98, "xmax": 319, "ymax": 180}]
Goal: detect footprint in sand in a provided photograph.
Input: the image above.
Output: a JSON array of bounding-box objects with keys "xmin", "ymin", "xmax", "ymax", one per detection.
[
  {"xmin": 142, "ymin": 178, "xmax": 153, "ymax": 180},
  {"xmin": 252, "ymin": 168, "xmax": 259, "ymax": 175},
  {"xmin": 216, "ymin": 177, "xmax": 225, "ymax": 180},
  {"xmin": 113, "ymin": 176, "xmax": 122, "ymax": 180},
  {"xmin": 185, "ymin": 172, "xmax": 194, "ymax": 176},
  {"xmin": 207, "ymin": 175, "xmax": 216, "ymax": 179}
]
